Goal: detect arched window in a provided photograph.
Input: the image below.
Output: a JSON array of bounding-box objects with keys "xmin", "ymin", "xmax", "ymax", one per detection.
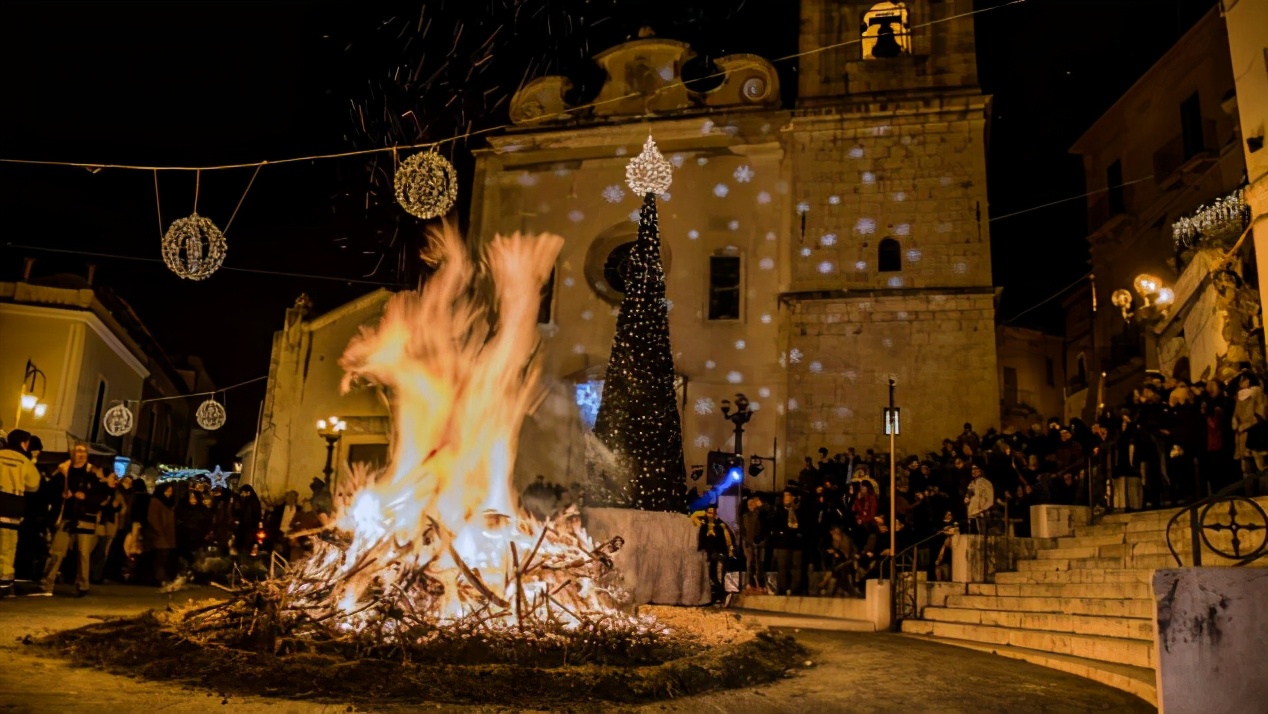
[
  {"xmin": 878, "ymin": 237, "xmax": 902, "ymax": 272},
  {"xmin": 861, "ymin": 2, "xmax": 912, "ymax": 60},
  {"xmin": 1075, "ymin": 353, "xmax": 1088, "ymax": 386}
]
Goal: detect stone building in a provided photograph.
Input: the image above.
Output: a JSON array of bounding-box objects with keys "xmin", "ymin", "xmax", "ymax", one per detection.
[
  {"xmin": 0, "ymin": 259, "xmax": 213, "ymax": 467},
  {"xmin": 471, "ymin": 0, "xmax": 997, "ymax": 488},
  {"xmin": 1223, "ymin": 0, "xmax": 1268, "ymax": 333},
  {"xmin": 248, "ymin": 292, "xmax": 393, "ymax": 500},
  {"xmin": 995, "ymin": 326, "xmax": 1064, "ymax": 433},
  {"xmin": 1069, "ymin": 7, "xmax": 1248, "ymax": 414}
]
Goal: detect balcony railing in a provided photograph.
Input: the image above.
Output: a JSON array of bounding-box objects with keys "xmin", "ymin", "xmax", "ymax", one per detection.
[{"xmin": 1173, "ymin": 186, "xmax": 1250, "ymax": 253}]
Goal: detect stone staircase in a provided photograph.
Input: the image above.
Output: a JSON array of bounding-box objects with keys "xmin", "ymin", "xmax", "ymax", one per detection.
[{"xmin": 901, "ymin": 497, "xmax": 1268, "ymax": 707}]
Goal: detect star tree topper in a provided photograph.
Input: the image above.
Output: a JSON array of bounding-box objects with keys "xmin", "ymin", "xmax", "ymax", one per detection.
[{"xmin": 626, "ymin": 135, "xmax": 673, "ymax": 196}]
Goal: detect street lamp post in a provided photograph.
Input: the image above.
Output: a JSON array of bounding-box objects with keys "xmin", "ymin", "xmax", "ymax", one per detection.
[
  {"xmin": 883, "ymin": 379, "xmax": 901, "ymax": 631},
  {"xmin": 316, "ymin": 416, "xmax": 346, "ymax": 485},
  {"xmin": 720, "ymin": 393, "xmax": 753, "ymax": 456}
]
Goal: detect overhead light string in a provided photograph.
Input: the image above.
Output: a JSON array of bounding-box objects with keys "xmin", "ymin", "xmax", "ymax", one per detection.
[
  {"xmin": 223, "ymin": 162, "xmax": 265, "ymax": 236},
  {"xmin": 0, "ymin": 1, "xmax": 1027, "ymax": 174}
]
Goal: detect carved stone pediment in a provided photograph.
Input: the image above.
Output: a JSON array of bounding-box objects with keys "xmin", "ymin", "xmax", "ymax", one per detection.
[{"xmin": 508, "ymin": 38, "xmax": 779, "ymax": 126}]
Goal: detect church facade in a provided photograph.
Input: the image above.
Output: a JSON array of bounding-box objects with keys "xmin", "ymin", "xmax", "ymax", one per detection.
[{"xmin": 472, "ymin": 0, "xmax": 999, "ymax": 490}]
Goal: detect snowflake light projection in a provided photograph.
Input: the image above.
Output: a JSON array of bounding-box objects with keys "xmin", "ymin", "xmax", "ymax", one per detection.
[
  {"xmin": 726, "ymin": 371, "xmax": 743, "ymax": 384},
  {"xmin": 713, "ymin": 183, "xmax": 730, "ymax": 198},
  {"xmin": 733, "ymin": 165, "xmax": 754, "ymax": 183},
  {"xmin": 602, "ymin": 185, "xmax": 625, "ymax": 203},
  {"xmin": 694, "ymin": 397, "xmax": 715, "ymax": 415}
]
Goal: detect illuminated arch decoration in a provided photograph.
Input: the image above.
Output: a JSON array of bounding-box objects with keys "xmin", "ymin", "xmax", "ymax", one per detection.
[{"xmin": 862, "ymin": 2, "xmax": 912, "ymax": 60}]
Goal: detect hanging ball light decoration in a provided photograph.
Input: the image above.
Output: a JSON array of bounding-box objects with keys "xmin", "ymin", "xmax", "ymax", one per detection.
[
  {"xmin": 162, "ymin": 213, "xmax": 227, "ymax": 281},
  {"xmin": 196, "ymin": 399, "xmax": 227, "ymax": 431},
  {"xmin": 394, "ymin": 151, "xmax": 459, "ymax": 219},
  {"xmin": 626, "ymin": 135, "xmax": 674, "ymax": 196},
  {"xmin": 103, "ymin": 403, "xmax": 136, "ymax": 437}
]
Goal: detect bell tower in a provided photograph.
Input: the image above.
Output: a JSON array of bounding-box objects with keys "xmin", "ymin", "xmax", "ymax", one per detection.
[
  {"xmin": 781, "ymin": 0, "xmax": 999, "ymax": 458},
  {"xmin": 798, "ymin": 0, "xmax": 980, "ymax": 104}
]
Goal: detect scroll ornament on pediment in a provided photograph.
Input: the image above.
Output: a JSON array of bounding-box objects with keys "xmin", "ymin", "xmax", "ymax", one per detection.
[{"xmin": 508, "ymin": 38, "xmax": 779, "ymax": 126}]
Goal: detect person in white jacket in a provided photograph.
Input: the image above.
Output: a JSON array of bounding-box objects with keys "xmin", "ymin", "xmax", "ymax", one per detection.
[
  {"xmin": 0, "ymin": 429, "xmax": 42, "ymax": 597},
  {"xmin": 965, "ymin": 461, "xmax": 995, "ymax": 534}
]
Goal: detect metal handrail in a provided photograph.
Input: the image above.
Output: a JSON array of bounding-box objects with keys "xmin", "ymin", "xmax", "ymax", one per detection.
[
  {"xmin": 890, "ymin": 526, "xmax": 958, "ymax": 629},
  {"xmin": 1165, "ymin": 478, "xmax": 1268, "ymax": 567}
]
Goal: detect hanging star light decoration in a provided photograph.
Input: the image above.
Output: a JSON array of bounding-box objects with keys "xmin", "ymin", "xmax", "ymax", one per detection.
[
  {"xmin": 394, "ymin": 151, "xmax": 459, "ymax": 219},
  {"xmin": 162, "ymin": 214, "xmax": 227, "ymax": 281},
  {"xmin": 196, "ymin": 399, "xmax": 227, "ymax": 431},
  {"xmin": 206, "ymin": 465, "xmax": 232, "ymax": 489},
  {"xmin": 625, "ymin": 135, "xmax": 674, "ymax": 196},
  {"xmin": 103, "ymin": 403, "xmax": 135, "ymax": 437}
]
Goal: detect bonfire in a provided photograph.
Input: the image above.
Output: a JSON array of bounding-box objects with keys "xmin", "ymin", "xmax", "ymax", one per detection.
[{"xmin": 182, "ymin": 224, "xmax": 662, "ymax": 661}]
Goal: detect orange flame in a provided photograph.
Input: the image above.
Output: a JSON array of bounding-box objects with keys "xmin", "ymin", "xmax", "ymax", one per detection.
[{"xmin": 286, "ymin": 223, "xmax": 633, "ymax": 631}]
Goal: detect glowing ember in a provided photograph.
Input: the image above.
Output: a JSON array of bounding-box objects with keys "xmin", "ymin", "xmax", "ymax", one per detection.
[{"xmin": 282, "ymin": 223, "xmax": 639, "ymax": 635}]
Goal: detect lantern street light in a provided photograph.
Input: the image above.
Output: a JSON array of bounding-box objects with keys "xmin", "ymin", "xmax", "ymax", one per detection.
[
  {"xmin": 316, "ymin": 416, "xmax": 347, "ymax": 485},
  {"xmin": 1114, "ymin": 274, "xmax": 1176, "ymax": 323},
  {"xmin": 14, "ymin": 360, "xmax": 48, "ymax": 431},
  {"xmin": 719, "ymin": 393, "xmax": 753, "ymax": 456}
]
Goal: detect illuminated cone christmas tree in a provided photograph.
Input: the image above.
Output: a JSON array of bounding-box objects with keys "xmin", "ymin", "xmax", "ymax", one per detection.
[{"xmin": 591, "ymin": 136, "xmax": 686, "ymax": 511}]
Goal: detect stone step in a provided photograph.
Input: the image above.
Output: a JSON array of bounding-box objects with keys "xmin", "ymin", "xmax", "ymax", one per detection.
[
  {"xmin": 1128, "ymin": 552, "xmax": 1268, "ymax": 569},
  {"xmin": 1035, "ymin": 546, "xmax": 1100, "ymax": 560},
  {"xmin": 945, "ymin": 594, "xmax": 1155, "ymax": 618},
  {"xmin": 994, "ymin": 568, "xmax": 1155, "ymax": 585},
  {"xmin": 922, "ymin": 606, "xmax": 1155, "ymax": 641},
  {"xmin": 1017, "ymin": 557, "xmax": 1123, "ymax": 572},
  {"xmin": 966, "ymin": 581, "xmax": 1152, "ymax": 600},
  {"xmin": 1049, "ymin": 534, "xmax": 1127, "ymax": 549},
  {"xmin": 1034, "ymin": 545, "xmax": 1126, "ymax": 563},
  {"xmin": 1073, "ymin": 523, "xmax": 1127, "ymax": 538},
  {"xmin": 897, "ymin": 619, "xmax": 1154, "ymax": 668},
  {"xmin": 898, "ymin": 633, "xmax": 1157, "ymax": 706}
]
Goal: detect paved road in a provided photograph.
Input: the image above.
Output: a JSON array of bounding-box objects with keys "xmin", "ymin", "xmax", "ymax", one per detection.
[{"xmin": 0, "ymin": 585, "xmax": 1155, "ymax": 714}]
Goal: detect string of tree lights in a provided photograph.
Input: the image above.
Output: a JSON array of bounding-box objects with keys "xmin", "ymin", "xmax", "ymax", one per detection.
[{"xmin": 591, "ymin": 137, "xmax": 685, "ymax": 512}]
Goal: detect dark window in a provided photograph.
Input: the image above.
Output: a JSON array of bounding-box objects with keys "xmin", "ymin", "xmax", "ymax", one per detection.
[
  {"xmin": 1076, "ymin": 354, "xmax": 1087, "ymax": 385},
  {"xmin": 1181, "ymin": 91, "xmax": 1204, "ymax": 160},
  {"xmin": 708, "ymin": 255, "xmax": 742, "ymax": 321},
  {"xmin": 1003, "ymin": 367, "xmax": 1019, "ymax": 405},
  {"xmin": 602, "ymin": 242, "xmax": 636, "ymax": 296},
  {"xmin": 878, "ymin": 237, "xmax": 902, "ymax": 272},
  {"xmin": 1107, "ymin": 160, "xmax": 1125, "ymax": 215},
  {"xmin": 88, "ymin": 380, "xmax": 106, "ymax": 442},
  {"xmin": 538, "ymin": 267, "xmax": 556, "ymax": 324},
  {"xmin": 1045, "ymin": 357, "xmax": 1055, "ymax": 387}
]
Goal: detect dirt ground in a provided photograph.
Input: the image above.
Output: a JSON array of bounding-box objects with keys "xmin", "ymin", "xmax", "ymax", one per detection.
[{"xmin": 0, "ymin": 584, "xmax": 1155, "ymax": 714}]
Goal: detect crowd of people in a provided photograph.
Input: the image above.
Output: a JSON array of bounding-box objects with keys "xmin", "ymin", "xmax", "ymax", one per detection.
[
  {"xmin": 0, "ymin": 429, "xmax": 336, "ymax": 599},
  {"xmin": 694, "ymin": 369, "xmax": 1265, "ymax": 600},
  {"xmin": 5, "ymin": 368, "xmax": 1262, "ymax": 601}
]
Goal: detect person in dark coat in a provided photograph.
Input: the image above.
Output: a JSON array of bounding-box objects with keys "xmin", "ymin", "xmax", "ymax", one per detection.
[
  {"xmin": 233, "ymin": 485, "xmax": 262, "ymax": 555},
  {"xmin": 145, "ymin": 484, "xmax": 177, "ymax": 585},
  {"xmin": 176, "ymin": 490, "xmax": 210, "ymax": 572}
]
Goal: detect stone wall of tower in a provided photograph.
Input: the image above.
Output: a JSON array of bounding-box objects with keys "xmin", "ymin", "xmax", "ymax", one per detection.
[
  {"xmin": 784, "ymin": 290, "xmax": 997, "ymax": 458},
  {"xmin": 781, "ymin": 0, "xmax": 998, "ymax": 461},
  {"xmin": 786, "ymin": 96, "xmax": 993, "ymax": 291},
  {"xmin": 798, "ymin": 0, "xmax": 979, "ymax": 104}
]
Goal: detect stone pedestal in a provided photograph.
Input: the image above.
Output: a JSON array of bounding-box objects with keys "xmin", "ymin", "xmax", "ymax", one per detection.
[
  {"xmin": 951, "ymin": 534, "xmax": 984, "ymax": 583},
  {"xmin": 866, "ymin": 578, "xmax": 892, "ymax": 631},
  {"xmin": 1154, "ymin": 568, "xmax": 1268, "ymax": 713},
  {"xmin": 583, "ymin": 507, "xmax": 710, "ymax": 606},
  {"xmin": 1030, "ymin": 504, "xmax": 1090, "ymax": 538}
]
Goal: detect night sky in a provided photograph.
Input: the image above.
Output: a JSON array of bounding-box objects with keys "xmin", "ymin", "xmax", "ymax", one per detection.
[{"xmin": 0, "ymin": 0, "xmax": 1218, "ymax": 462}]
